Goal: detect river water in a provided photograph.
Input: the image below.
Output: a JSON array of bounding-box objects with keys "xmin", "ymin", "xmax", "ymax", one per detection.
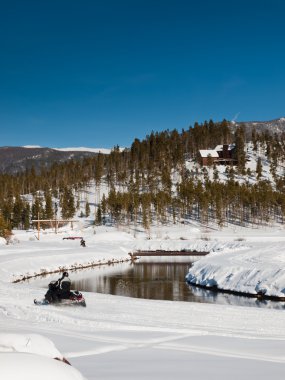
[{"xmin": 29, "ymin": 260, "xmax": 285, "ymax": 310}]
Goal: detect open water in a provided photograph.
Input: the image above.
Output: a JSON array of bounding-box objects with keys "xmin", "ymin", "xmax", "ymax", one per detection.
[
  {"xmin": 28, "ymin": 260, "xmax": 285, "ymax": 310},
  {"xmin": 64, "ymin": 261, "xmax": 285, "ymax": 310}
]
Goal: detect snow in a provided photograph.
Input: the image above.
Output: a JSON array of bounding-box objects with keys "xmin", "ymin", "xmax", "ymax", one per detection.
[
  {"xmin": 0, "ymin": 333, "xmax": 86, "ymax": 379},
  {"xmin": 0, "ymin": 333, "xmax": 62, "ymax": 358},
  {"xmin": 0, "ymin": 353, "xmax": 86, "ymax": 380},
  {"xmin": 2, "ymin": 143, "xmax": 285, "ymax": 379},
  {"xmin": 53, "ymin": 147, "xmax": 112, "ymax": 154},
  {"xmin": 186, "ymin": 241, "xmax": 285, "ymax": 298},
  {"xmin": 1, "ymin": 221, "xmax": 285, "ymax": 379},
  {"xmin": 22, "ymin": 145, "xmax": 42, "ymax": 148},
  {"xmin": 214, "ymin": 144, "xmax": 235, "ymax": 151},
  {"xmin": 199, "ymin": 149, "xmax": 219, "ymax": 158},
  {"xmin": 21, "ymin": 145, "xmax": 113, "ymax": 154}
]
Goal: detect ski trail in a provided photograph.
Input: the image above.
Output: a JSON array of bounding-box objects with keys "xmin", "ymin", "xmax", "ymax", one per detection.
[
  {"xmin": 66, "ymin": 345, "xmax": 128, "ymax": 358},
  {"xmin": 63, "ymin": 332, "xmax": 198, "ymax": 357},
  {"xmin": 65, "ymin": 338, "xmax": 285, "ymax": 365},
  {"xmin": 157, "ymin": 343, "xmax": 285, "ymax": 364},
  {"xmin": 63, "ymin": 332, "xmax": 285, "ymax": 365}
]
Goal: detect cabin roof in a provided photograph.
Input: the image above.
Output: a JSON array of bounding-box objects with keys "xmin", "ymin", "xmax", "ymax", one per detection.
[
  {"xmin": 214, "ymin": 144, "xmax": 235, "ymax": 151},
  {"xmin": 199, "ymin": 150, "xmax": 219, "ymax": 158}
]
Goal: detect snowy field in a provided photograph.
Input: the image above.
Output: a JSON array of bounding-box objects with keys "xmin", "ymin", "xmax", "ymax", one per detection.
[{"xmin": 1, "ymin": 221, "xmax": 285, "ymax": 379}]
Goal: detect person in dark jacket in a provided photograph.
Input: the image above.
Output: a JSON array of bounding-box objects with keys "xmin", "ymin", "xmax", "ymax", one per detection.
[
  {"xmin": 59, "ymin": 271, "xmax": 71, "ymax": 299},
  {"xmin": 45, "ymin": 271, "xmax": 71, "ymax": 302}
]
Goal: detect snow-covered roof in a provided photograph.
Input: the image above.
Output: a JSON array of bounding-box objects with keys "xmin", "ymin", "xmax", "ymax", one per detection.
[
  {"xmin": 214, "ymin": 144, "xmax": 235, "ymax": 151},
  {"xmin": 199, "ymin": 150, "xmax": 219, "ymax": 158}
]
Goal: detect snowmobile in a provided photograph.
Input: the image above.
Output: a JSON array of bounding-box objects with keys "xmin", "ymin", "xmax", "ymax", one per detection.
[{"xmin": 34, "ymin": 271, "xmax": 86, "ymax": 307}]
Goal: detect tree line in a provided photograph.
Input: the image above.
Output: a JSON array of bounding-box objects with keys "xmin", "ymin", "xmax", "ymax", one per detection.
[{"xmin": 1, "ymin": 119, "xmax": 285, "ymax": 238}]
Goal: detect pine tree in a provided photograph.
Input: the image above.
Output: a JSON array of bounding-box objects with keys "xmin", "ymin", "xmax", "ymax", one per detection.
[
  {"xmin": 101, "ymin": 194, "xmax": 107, "ymax": 216},
  {"xmin": 61, "ymin": 188, "xmax": 75, "ymax": 219},
  {"xmin": 12, "ymin": 196, "xmax": 24, "ymax": 229},
  {"xmin": 213, "ymin": 168, "xmax": 219, "ymax": 181},
  {"xmin": 95, "ymin": 205, "xmax": 102, "ymax": 225},
  {"xmin": 32, "ymin": 196, "xmax": 44, "ymax": 221},
  {"xmin": 44, "ymin": 191, "xmax": 54, "ymax": 219},
  {"xmin": 2, "ymin": 195, "xmax": 14, "ymax": 225},
  {"xmin": 234, "ymin": 126, "xmax": 246, "ymax": 174},
  {"xmin": 85, "ymin": 201, "xmax": 90, "ymax": 217},
  {"xmin": 256, "ymin": 157, "xmax": 262, "ymax": 179},
  {"xmin": 22, "ymin": 203, "xmax": 31, "ymax": 230},
  {"xmin": 252, "ymin": 127, "xmax": 258, "ymax": 151},
  {"xmin": 0, "ymin": 212, "xmax": 11, "ymax": 239}
]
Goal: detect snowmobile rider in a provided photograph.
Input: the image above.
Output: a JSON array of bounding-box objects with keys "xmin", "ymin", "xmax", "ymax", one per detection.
[
  {"xmin": 45, "ymin": 271, "xmax": 71, "ymax": 303},
  {"xmin": 59, "ymin": 271, "xmax": 71, "ymax": 299}
]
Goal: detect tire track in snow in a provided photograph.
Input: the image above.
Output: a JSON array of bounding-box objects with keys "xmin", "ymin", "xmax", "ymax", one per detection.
[
  {"xmin": 156, "ymin": 342, "xmax": 285, "ymax": 364},
  {"xmin": 63, "ymin": 332, "xmax": 285, "ymax": 365}
]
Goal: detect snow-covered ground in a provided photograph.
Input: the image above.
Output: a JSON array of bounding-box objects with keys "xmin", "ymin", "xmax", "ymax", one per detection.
[
  {"xmin": 53, "ymin": 147, "xmax": 112, "ymax": 154},
  {"xmin": 1, "ymin": 221, "xmax": 285, "ymax": 379},
  {"xmin": 22, "ymin": 145, "xmax": 113, "ymax": 154}
]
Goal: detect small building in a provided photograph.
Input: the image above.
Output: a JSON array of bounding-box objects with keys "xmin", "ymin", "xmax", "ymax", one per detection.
[
  {"xmin": 214, "ymin": 144, "xmax": 235, "ymax": 158},
  {"xmin": 198, "ymin": 150, "xmax": 219, "ymax": 166},
  {"xmin": 198, "ymin": 144, "xmax": 237, "ymax": 166}
]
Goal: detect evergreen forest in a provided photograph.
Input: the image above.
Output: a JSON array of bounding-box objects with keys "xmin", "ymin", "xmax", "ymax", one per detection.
[{"xmin": 1, "ymin": 119, "xmax": 285, "ymax": 238}]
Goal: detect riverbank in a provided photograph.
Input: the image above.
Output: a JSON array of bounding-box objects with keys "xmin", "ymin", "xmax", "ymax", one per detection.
[
  {"xmin": 1, "ymin": 223, "xmax": 285, "ymax": 300},
  {"xmin": 1, "ymin": 222, "xmax": 285, "ymax": 379}
]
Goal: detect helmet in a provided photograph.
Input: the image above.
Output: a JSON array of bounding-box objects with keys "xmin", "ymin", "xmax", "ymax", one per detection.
[{"xmin": 63, "ymin": 271, "xmax": 69, "ymax": 277}]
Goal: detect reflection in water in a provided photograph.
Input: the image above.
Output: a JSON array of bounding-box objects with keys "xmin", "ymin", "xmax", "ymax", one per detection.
[
  {"xmin": 71, "ymin": 262, "xmax": 191, "ymax": 301},
  {"xmin": 67, "ymin": 262, "xmax": 285, "ymax": 310},
  {"xmin": 187, "ymin": 284, "xmax": 285, "ymax": 309}
]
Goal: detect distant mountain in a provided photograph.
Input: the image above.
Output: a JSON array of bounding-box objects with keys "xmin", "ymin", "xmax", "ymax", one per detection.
[
  {"xmin": 0, "ymin": 146, "xmax": 106, "ymax": 174},
  {"xmin": 1, "ymin": 117, "xmax": 284, "ymax": 174},
  {"xmin": 231, "ymin": 117, "xmax": 285, "ymax": 137},
  {"xmin": 52, "ymin": 147, "xmax": 112, "ymax": 154}
]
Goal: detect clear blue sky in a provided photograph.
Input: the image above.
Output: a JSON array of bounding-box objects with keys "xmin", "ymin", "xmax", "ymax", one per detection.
[{"xmin": 0, "ymin": 0, "xmax": 284, "ymax": 148}]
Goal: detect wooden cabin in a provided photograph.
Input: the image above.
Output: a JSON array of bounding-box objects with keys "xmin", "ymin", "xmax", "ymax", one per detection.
[{"xmin": 198, "ymin": 144, "xmax": 237, "ymax": 166}]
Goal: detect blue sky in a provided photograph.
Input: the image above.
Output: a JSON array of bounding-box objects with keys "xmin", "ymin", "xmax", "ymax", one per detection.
[{"xmin": 0, "ymin": 0, "xmax": 284, "ymax": 148}]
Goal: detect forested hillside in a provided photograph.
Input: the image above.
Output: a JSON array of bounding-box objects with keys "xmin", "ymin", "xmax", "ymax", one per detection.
[
  {"xmin": 0, "ymin": 146, "xmax": 99, "ymax": 174},
  {"xmin": 1, "ymin": 119, "xmax": 285, "ymax": 238}
]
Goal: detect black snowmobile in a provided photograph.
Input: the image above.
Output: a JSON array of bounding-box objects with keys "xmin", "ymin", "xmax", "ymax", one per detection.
[{"xmin": 34, "ymin": 271, "xmax": 86, "ymax": 307}]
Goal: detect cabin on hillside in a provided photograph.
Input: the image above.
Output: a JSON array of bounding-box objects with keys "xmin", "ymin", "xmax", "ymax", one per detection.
[{"xmin": 198, "ymin": 144, "xmax": 237, "ymax": 166}]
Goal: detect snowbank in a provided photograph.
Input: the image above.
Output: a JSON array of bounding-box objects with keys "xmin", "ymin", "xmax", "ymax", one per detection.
[
  {"xmin": 0, "ymin": 353, "xmax": 86, "ymax": 380},
  {"xmin": 0, "ymin": 237, "xmax": 6, "ymax": 245},
  {"xmin": 1, "ymin": 223, "xmax": 285, "ymax": 300},
  {"xmin": 0, "ymin": 333, "xmax": 62, "ymax": 359},
  {"xmin": 1, "ymin": 222, "xmax": 285, "ymax": 380},
  {"xmin": 186, "ymin": 242, "xmax": 285, "ymax": 298},
  {"xmin": 0, "ymin": 333, "xmax": 86, "ymax": 380}
]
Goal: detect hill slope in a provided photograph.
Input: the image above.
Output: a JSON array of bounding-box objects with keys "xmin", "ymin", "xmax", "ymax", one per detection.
[
  {"xmin": 232, "ymin": 117, "xmax": 285, "ymax": 137},
  {"xmin": 0, "ymin": 146, "xmax": 102, "ymax": 174}
]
